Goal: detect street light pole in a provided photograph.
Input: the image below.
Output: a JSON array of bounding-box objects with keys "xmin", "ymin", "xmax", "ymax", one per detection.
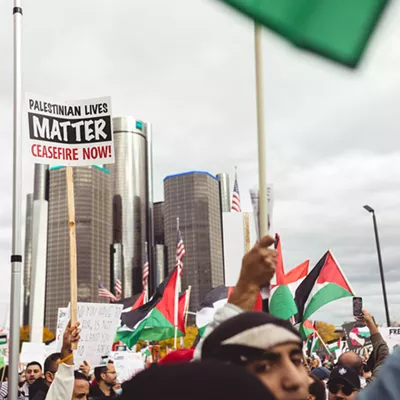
[{"xmin": 363, "ymin": 205, "xmax": 391, "ymax": 327}]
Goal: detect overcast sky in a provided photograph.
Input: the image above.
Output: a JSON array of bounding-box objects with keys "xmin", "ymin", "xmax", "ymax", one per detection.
[{"xmin": 1, "ymin": 0, "xmax": 400, "ymax": 326}]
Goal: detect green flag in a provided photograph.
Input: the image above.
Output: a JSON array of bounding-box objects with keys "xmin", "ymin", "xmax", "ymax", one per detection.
[{"xmin": 219, "ymin": 0, "xmax": 389, "ymax": 67}]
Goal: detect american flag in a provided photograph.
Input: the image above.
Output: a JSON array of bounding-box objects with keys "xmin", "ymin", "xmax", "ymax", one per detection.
[
  {"xmin": 115, "ymin": 279, "xmax": 122, "ymax": 301},
  {"xmin": 175, "ymin": 230, "xmax": 186, "ymax": 275},
  {"xmin": 142, "ymin": 258, "xmax": 149, "ymax": 293},
  {"xmin": 98, "ymin": 282, "xmax": 117, "ymax": 302},
  {"xmin": 231, "ymin": 173, "xmax": 241, "ymax": 212}
]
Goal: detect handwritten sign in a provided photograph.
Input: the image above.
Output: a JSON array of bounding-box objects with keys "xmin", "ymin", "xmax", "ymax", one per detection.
[
  {"xmin": 109, "ymin": 351, "xmax": 145, "ymax": 382},
  {"xmin": 56, "ymin": 303, "xmax": 123, "ymax": 366}
]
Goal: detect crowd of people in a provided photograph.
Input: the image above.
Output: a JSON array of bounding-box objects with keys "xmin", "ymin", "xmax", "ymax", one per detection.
[{"xmin": 1, "ymin": 235, "xmax": 399, "ymax": 400}]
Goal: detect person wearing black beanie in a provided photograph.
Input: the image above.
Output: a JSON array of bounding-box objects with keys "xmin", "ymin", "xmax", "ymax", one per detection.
[
  {"xmin": 201, "ymin": 311, "xmax": 309, "ymax": 400},
  {"xmin": 120, "ymin": 361, "xmax": 277, "ymax": 400}
]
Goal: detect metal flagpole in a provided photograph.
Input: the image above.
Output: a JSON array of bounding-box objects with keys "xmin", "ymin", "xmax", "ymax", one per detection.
[
  {"xmin": 10, "ymin": 1, "xmax": 23, "ymax": 399},
  {"xmin": 174, "ymin": 217, "xmax": 179, "ymax": 348}
]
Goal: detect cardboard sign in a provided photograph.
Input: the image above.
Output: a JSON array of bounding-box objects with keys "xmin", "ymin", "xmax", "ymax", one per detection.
[
  {"xmin": 26, "ymin": 93, "xmax": 114, "ymax": 166},
  {"xmin": 20, "ymin": 343, "xmax": 46, "ymax": 367},
  {"xmin": 379, "ymin": 328, "xmax": 400, "ymax": 353},
  {"xmin": 342, "ymin": 322, "xmax": 371, "ymax": 350},
  {"xmin": 56, "ymin": 303, "xmax": 123, "ymax": 366},
  {"xmin": 108, "ymin": 351, "xmax": 145, "ymax": 382}
]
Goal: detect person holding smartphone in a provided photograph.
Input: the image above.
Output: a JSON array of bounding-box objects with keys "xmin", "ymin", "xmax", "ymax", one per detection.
[{"xmin": 337, "ymin": 307, "xmax": 389, "ymax": 388}]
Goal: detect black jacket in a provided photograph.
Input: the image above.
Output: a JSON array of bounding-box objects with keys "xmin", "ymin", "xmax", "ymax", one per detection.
[{"xmin": 30, "ymin": 378, "xmax": 49, "ymax": 400}]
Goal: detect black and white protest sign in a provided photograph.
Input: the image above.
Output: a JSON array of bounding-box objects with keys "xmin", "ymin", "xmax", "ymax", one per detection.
[{"xmin": 26, "ymin": 93, "xmax": 114, "ymax": 166}]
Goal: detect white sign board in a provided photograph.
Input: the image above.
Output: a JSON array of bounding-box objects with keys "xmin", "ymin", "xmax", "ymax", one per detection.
[
  {"xmin": 20, "ymin": 342, "xmax": 46, "ymax": 367},
  {"xmin": 56, "ymin": 303, "xmax": 123, "ymax": 366},
  {"xmin": 109, "ymin": 351, "xmax": 145, "ymax": 382},
  {"xmin": 379, "ymin": 328, "xmax": 400, "ymax": 353},
  {"xmin": 26, "ymin": 93, "xmax": 114, "ymax": 166}
]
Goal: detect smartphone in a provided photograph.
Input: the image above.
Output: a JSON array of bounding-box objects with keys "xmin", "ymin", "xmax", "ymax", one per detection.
[{"xmin": 353, "ymin": 297, "xmax": 363, "ymax": 317}]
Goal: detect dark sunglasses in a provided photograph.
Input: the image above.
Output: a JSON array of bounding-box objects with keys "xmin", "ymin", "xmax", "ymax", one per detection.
[{"xmin": 328, "ymin": 382, "xmax": 357, "ymax": 396}]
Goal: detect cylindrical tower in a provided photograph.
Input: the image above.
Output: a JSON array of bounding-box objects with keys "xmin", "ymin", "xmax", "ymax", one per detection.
[
  {"xmin": 30, "ymin": 164, "xmax": 49, "ymax": 342},
  {"xmin": 108, "ymin": 117, "xmax": 151, "ymax": 297},
  {"xmin": 217, "ymin": 173, "xmax": 231, "ymax": 212}
]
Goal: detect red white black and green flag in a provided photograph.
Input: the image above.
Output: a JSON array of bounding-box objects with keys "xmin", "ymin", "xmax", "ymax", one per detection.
[
  {"xmin": 269, "ymin": 234, "xmax": 309, "ymax": 321},
  {"xmin": 116, "ymin": 268, "xmax": 184, "ymax": 348},
  {"xmin": 218, "ymin": 0, "xmax": 389, "ymax": 68},
  {"xmin": 295, "ymin": 250, "xmax": 355, "ymax": 323},
  {"xmin": 196, "ymin": 286, "xmax": 263, "ymax": 337}
]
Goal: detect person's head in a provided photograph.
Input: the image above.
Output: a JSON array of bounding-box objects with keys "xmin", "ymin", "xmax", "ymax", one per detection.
[
  {"xmin": 72, "ymin": 371, "xmax": 90, "ymax": 400},
  {"xmin": 337, "ymin": 352, "xmax": 362, "ymax": 375},
  {"xmin": 25, "ymin": 362, "xmax": 42, "ymax": 385},
  {"xmin": 94, "ymin": 361, "xmax": 117, "ymax": 387},
  {"xmin": 120, "ymin": 361, "xmax": 276, "ymax": 400},
  {"xmin": 312, "ymin": 367, "xmax": 330, "ymax": 384},
  {"xmin": 201, "ymin": 312, "xmax": 309, "ymax": 400},
  {"xmin": 311, "ymin": 356, "xmax": 321, "ymax": 369},
  {"xmin": 327, "ymin": 366, "xmax": 360, "ymax": 400},
  {"xmin": 43, "ymin": 352, "xmax": 61, "ymax": 385},
  {"xmin": 308, "ymin": 374, "xmax": 326, "ymax": 400}
]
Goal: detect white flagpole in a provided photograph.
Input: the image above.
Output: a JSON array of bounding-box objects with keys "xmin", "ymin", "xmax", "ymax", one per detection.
[
  {"xmin": 254, "ymin": 23, "xmax": 272, "ymax": 293},
  {"xmin": 144, "ymin": 241, "xmax": 149, "ymax": 303},
  {"xmin": 10, "ymin": 1, "xmax": 23, "ymax": 398},
  {"xmin": 174, "ymin": 217, "xmax": 180, "ymax": 348},
  {"xmin": 254, "ymin": 23, "xmax": 268, "ymax": 238}
]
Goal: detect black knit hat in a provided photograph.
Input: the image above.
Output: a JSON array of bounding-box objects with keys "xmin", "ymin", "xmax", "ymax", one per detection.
[
  {"xmin": 201, "ymin": 311, "xmax": 302, "ymax": 365},
  {"xmin": 121, "ymin": 361, "xmax": 276, "ymax": 400}
]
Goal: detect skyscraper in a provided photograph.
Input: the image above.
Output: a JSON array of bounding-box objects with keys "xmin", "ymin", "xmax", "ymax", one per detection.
[
  {"xmin": 106, "ymin": 117, "xmax": 154, "ymax": 297},
  {"xmin": 45, "ymin": 166, "xmax": 111, "ymax": 331},
  {"xmin": 23, "ymin": 193, "xmax": 33, "ymax": 326},
  {"xmin": 216, "ymin": 173, "xmax": 231, "ymax": 213},
  {"xmin": 164, "ymin": 171, "xmax": 224, "ymax": 312},
  {"xmin": 153, "ymin": 202, "xmax": 165, "ymax": 245}
]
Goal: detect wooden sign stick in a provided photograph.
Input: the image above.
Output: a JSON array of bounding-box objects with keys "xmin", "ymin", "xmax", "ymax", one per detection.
[{"xmin": 66, "ymin": 166, "xmax": 78, "ymax": 350}]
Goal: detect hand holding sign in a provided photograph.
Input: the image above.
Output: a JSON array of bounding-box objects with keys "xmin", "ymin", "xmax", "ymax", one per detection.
[{"xmin": 61, "ymin": 321, "xmax": 80, "ymax": 365}]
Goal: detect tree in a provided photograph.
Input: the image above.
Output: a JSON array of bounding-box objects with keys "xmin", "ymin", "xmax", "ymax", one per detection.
[
  {"xmin": 20, "ymin": 326, "xmax": 55, "ymax": 348},
  {"xmin": 315, "ymin": 321, "xmax": 339, "ymax": 343},
  {"xmin": 154, "ymin": 326, "xmax": 199, "ymax": 358}
]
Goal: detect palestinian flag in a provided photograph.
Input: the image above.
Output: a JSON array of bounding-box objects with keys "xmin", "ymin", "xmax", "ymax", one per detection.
[
  {"xmin": 218, "ymin": 0, "xmax": 389, "ymax": 67},
  {"xmin": 295, "ymin": 250, "xmax": 354, "ymax": 322},
  {"xmin": 196, "ymin": 286, "xmax": 263, "ymax": 337},
  {"xmin": 305, "ymin": 331, "xmax": 320, "ymax": 356},
  {"xmin": 0, "ymin": 335, "xmax": 7, "ymax": 346},
  {"xmin": 177, "ymin": 289, "xmax": 190, "ymax": 334},
  {"xmin": 327, "ymin": 338, "xmax": 341, "ymax": 353},
  {"xmin": 116, "ymin": 268, "xmax": 183, "ymax": 348},
  {"xmin": 299, "ymin": 319, "xmax": 317, "ymax": 341},
  {"xmin": 269, "ymin": 234, "xmax": 309, "ymax": 321},
  {"xmin": 118, "ymin": 292, "xmax": 146, "ymax": 311},
  {"xmin": 349, "ymin": 326, "xmax": 371, "ymax": 348}
]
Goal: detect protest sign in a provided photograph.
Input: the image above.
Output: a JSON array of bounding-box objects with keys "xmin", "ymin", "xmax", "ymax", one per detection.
[
  {"xmin": 20, "ymin": 343, "xmax": 46, "ymax": 367},
  {"xmin": 26, "ymin": 93, "xmax": 114, "ymax": 166},
  {"xmin": 109, "ymin": 351, "xmax": 145, "ymax": 382},
  {"xmin": 55, "ymin": 308, "xmax": 69, "ymax": 352},
  {"xmin": 342, "ymin": 322, "xmax": 371, "ymax": 350},
  {"xmin": 56, "ymin": 303, "xmax": 123, "ymax": 366},
  {"xmin": 379, "ymin": 327, "xmax": 400, "ymax": 353}
]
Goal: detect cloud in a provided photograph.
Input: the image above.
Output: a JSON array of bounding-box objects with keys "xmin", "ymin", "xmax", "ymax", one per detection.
[{"xmin": 0, "ymin": 0, "xmax": 400, "ymax": 325}]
